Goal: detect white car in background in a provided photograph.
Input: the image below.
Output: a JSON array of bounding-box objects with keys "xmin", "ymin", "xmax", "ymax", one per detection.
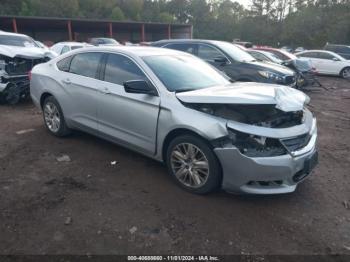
[
  {"xmin": 295, "ymin": 50, "xmax": 350, "ymax": 78},
  {"xmin": 50, "ymin": 42, "xmax": 92, "ymax": 56}
]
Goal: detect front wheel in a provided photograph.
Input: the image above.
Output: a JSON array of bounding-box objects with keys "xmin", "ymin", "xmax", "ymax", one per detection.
[
  {"xmin": 341, "ymin": 67, "xmax": 350, "ymax": 79},
  {"xmin": 166, "ymin": 135, "xmax": 222, "ymax": 194}
]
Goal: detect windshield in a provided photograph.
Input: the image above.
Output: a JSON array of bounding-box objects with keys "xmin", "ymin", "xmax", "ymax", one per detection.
[
  {"xmin": 214, "ymin": 41, "xmax": 256, "ymax": 62},
  {"xmin": 143, "ymin": 55, "xmax": 229, "ymax": 92},
  {"xmin": 0, "ymin": 35, "xmax": 36, "ymax": 47}
]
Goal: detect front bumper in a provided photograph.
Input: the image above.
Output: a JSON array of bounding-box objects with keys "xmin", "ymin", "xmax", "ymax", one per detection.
[
  {"xmin": 0, "ymin": 74, "xmax": 29, "ymax": 94},
  {"xmin": 215, "ymin": 119, "xmax": 318, "ymax": 194}
]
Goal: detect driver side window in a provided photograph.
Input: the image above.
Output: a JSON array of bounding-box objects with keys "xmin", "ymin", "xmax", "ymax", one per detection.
[
  {"xmin": 318, "ymin": 52, "xmax": 335, "ymax": 60},
  {"xmin": 197, "ymin": 44, "xmax": 225, "ymax": 62},
  {"xmin": 103, "ymin": 54, "xmax": 146, "ymax": 86}
]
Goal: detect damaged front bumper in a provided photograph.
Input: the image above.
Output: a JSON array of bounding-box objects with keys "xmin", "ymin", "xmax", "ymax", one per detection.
[
  {"xmin": 0, "ymin": 73, "xmax": 30, "ymax": 101},
  {"xmin": 215, "ymin": 112, "xmax": 318, "ymax": 194},
  {"xmin": 0, "ymin": 54, "xmax": 50, "ymax": 104}
]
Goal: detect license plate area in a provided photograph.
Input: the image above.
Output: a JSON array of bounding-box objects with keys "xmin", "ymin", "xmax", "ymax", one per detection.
[{"xmin": 293, "ymin": 151, "xmax": 318, "ymax": 182}]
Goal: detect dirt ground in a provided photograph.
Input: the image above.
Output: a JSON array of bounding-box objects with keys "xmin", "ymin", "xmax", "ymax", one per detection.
[{"xmin": 0, "ymin": 76, "xmax": 349, "ymax": 257}]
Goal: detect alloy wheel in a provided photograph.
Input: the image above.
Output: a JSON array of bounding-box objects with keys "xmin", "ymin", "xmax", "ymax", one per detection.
[
  {"xmin": 170, "ymin": 143, "xmax": 210, "ymax": 188},
  {"xmin": 44, "ymin": 102, "xmax": 61, "ymax": 133},
  {"xmin": 342, "ymin": 68, "xmax": 350, "ymax": 79}
]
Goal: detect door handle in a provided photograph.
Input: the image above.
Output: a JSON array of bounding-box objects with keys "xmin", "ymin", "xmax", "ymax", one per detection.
[{"xmin": 62, "ymin": 78, "xmax": 71, "ymax": 85}]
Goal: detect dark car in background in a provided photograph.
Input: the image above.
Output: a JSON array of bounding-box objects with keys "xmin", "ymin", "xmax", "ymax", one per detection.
[
  {"xmin": 152, "ymin": 40, "xmax": 296, "ymax": 86},
  {"xmin": 89, "ymin": 37, "xmax": 120, "ymax": 46},
  {"xmin": 324, "ymin": 44, "xmax": 350, "ymax": 60}
]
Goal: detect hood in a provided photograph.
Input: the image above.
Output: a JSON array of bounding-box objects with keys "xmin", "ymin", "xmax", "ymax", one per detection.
[
  {"xmin": 246, "ymin": 60, "xmax": 295, "ymax": 75},
  {"xmin": 176, "ymin": 82, "xmax": 310, "ymax": 112},
  {"xmin": 0, "ymin": 44, "xmax": 56, "ymax": 59}
]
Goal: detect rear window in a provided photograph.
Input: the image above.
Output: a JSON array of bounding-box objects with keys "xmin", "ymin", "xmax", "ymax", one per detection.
[
  {"xmin": 56, "ymin": 56, "xmax": 73, "ymax": 72},
  {"xmin": 165, "ymin": 43, "xmax": 195, "ymax": 54},
  {"xmin": 69, "ymin": 52, "xmax": 103, "ymax": 78},
  {"xmin": 71, "ymin": 46, "xmax": 83, "ymax": 50},
  {"xmin": 297, "ymin": 52, "xmax": 319, "ymax": 59}
]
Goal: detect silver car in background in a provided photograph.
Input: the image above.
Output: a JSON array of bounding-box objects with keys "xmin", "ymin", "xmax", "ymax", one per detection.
[{"xmin": 30, "ymin": 47, "xmax": 318, "ymax": 195}]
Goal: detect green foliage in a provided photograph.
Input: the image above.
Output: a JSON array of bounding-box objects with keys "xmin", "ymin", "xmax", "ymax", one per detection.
[
  {"xmin": 111, "ymin": 6, "xmax": 125, "ymax": 21},
  {"xmin": 2, "ymin": 0, "xmax": 350, "ymax": 47}
]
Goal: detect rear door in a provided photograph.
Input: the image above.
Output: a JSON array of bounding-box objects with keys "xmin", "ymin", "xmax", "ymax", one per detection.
[
  {"xmin": 317, "ymin": 52, "xmax": 342, "ymax": 74},
  {"xmin": 297, "ymin": 52, "xmax": 323, "ymax": 73},
  {"xmin": 57, "ymin": 52, "xmax": 104, "ymax": 131},
  {"xmin": 97, "ymin": 53, "xmax": 160, "ymax": 155}
]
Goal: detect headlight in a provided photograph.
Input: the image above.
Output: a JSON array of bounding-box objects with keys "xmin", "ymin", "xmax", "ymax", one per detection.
[
  {"xmin": 228, "ymin": 129, "xmax": 286, "ymax": 157},
  {"xmin": 259, "ymin": 71, "xmax": 284, "ymax": 83}
]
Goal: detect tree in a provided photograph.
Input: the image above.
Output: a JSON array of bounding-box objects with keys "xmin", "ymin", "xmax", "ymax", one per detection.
[{"xmin": 111, "ymin": 6, "xmax": 125, "ymax": 20}]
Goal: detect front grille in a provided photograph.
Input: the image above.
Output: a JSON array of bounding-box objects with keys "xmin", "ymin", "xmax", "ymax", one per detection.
[
  {"xmin": 284, "ymin": 75, "xmax": 296, "ymax": 85},
  {"xmin": 5, "ymin": 57, "xmax": 49, "ymax": 76},
  {"xmin": 280, "ymin": 133, "xmax": 311, "ymax": 152}
]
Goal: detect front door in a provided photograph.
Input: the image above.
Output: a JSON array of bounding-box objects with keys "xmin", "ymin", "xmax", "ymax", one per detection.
[{"xmin": 97, "ymin": 53, "xmax": 160, "ymax": 155}]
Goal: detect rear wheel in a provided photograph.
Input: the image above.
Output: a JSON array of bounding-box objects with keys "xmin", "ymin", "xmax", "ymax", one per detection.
[
  {"xmin": 166, "ymin": 135, "xmax": 221, "ymax": 194},
  {"xmin": 341, "ymin": 67, "xmax": 350, "ymax": 79},
  {"xmin": 42, "ymin": 96, "xmax": 71, "ymax": 137}
]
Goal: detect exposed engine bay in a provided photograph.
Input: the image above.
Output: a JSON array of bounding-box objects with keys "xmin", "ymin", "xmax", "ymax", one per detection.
[
  {"xmin": 188, "ymin": 103, "xmax": 306, "ymax": 157},
  {"xmin": 187, "ymin": 103, "xmax": 304, "ymax": 128},
  {"xmin": 0, "ymin": 54, "xmax": 50, "ymax": 104}
]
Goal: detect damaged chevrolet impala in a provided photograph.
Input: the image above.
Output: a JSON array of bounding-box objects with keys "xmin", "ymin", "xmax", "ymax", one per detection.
[
  {"xmin": 30, "ymin": 47, "xmax": 318, "ymax": 194},
  {"xmin": 0, "ymin": 31, "xmax": 55, "ymax": 104}
]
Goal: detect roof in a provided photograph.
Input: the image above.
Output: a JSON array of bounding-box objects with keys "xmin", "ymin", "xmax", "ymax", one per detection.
[
  {"xmin": 65, "ymin": 45, "xmax": 190, "ymax": 58},
  {"xmin": 153, "ymin": 39, "xmax": 222, "ymax": 45},
  {"xmin": 0, "ymin": 30, "xmax": 30, "ymax": 38}
]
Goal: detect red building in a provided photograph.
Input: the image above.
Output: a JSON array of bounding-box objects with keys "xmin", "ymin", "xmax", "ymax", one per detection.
[{"xmin": 0, "ymin": 16, "xmax": 192, "ymax": 44}]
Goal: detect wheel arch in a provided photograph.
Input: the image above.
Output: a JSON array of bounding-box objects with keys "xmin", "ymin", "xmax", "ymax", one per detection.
[
  {"xmin": 40, "ymin": 92, "xmax": 53, "ymax": 108},
  {"xmin": 161, "ymin": 128, "xmax": 214, "ymax": 163},
  {"xmin": 340, "ymin": 66, "xmax": 350, "ymax": 77}
]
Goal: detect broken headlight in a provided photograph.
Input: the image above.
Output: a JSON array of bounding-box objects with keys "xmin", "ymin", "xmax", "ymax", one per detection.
[{"xmin": 227, "ymin": 129, "xmax": 287, "ymax": 157}]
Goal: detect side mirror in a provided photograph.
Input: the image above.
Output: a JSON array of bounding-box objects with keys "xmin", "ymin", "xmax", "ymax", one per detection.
[
  {"xmin": 214, "ymin": 56, "xmax": 229, "ymax": 65},
  {"xmin": 332, "ymin": 57, "xmax": 340, "ymax": 61},
  {"xmin": 123, "ymin": 80, "xmax": 158, "ymax": 96}
]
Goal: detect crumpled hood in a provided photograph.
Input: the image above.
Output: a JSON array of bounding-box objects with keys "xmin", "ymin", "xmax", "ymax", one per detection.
[
  {"xmin": 0, "ymin": 44, "xmax": 55, "ymax": 59},
  {"xmin": 176, "ymin": 82, "xmax": 310, "ymax": 112}
]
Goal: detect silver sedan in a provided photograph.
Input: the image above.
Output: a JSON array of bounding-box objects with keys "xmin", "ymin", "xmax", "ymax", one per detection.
[{"xmin": 30, "ymin": 46, "xmax": 318, "ymax": 194}]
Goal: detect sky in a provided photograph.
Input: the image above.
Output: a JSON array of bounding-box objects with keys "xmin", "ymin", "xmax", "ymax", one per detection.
[{"xmin": 232, "ymin": 0, "xmax": 252, "ymax": 8}]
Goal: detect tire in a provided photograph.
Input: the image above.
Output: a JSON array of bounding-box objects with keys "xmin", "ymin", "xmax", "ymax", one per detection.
[
  {"xmin": 42, "ymin": 96, "xmax": 71, "ymax": 137},
  {"xmin": 340, "ymin": 67, "xmax": 350, "ymax": 79},
  {"xmin": 166, "ymin": 135, "xmax": 222, "ymax": 194},
  {"xmin": 4, "ymin": 84, "xmax": 21, "ymax": 105}
]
